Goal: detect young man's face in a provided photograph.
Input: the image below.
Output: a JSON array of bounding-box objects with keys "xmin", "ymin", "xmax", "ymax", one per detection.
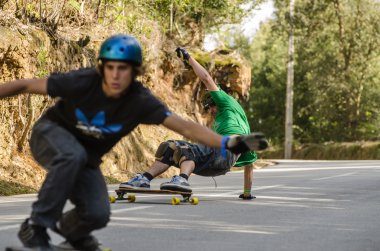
[
  {"xmin": 102, "ymin": 61, "xmax": 134, "ymax": 98},
  {"xmin": 209, "ymin": 106, "xmax": 218, "ymax": 117}
]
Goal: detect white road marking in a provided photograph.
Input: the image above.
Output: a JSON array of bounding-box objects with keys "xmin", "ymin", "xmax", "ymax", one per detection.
[
  {"xmin": 255, "ymin": 185, "xmax": 283, "ymax": 191},
  {"xmin": 0, "ymin": 198, "xmax": 36, "ymax": 204},
  {"xmin": 0, "ymin": 215, "xmax": 29, "ymax": 221},
  {"xmin": 195, "ymin": 185, "xmax": 283, "ymax": 197},
  {"xmin": 313, "ymin": 172, "xmax": 357, "ymax": 181},
  {"xmin": 111, "ymin": 206, "xmax": 152, "ymax": 214},
  {"xmin": 0, "ymin": 224, "xmax": 20, "ymax": 231},
  {"xmin": 108, "ymin": 217, "xmax": 277, "ymax": 235},
  {"xmin": 197, "ymin": 190, "xmax": 241, "ymax": 197},
  {"xmin": 272, "ymin": 160, "xmax": 380, "ymax": 163},
  {"xmin": 258, "ymin": 195, "xmax": 336, "ymax": 202},
  {"xmin": 0, "ymin": 207, "xmax": 153, "ymax": 232},
  {"xmin": 255, "ymin": 165, "xmax": 380, "ymax": 173}
]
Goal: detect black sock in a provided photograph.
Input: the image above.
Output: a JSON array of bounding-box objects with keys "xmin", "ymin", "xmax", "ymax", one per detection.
[
  {"xmin": 143, "ymin": 172, "xmax": 154, "ymax": 181},
  {"xmin": 179, "ymin": 173, "xmax": 189, "ymax": 180}
]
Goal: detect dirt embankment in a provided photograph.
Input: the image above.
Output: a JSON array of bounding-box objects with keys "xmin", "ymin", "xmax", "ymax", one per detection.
[{"xmin": 0, "ymin": 15, "xmax": 252, "ymax": 191}]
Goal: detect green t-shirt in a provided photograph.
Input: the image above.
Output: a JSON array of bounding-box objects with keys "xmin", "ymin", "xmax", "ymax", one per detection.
[{"xmin": 210, "ymin": 88, "xmax": 257, "ymax": 167}]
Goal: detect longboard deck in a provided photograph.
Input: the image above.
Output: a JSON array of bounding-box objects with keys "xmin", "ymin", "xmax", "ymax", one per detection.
[
  {"xmin": 116, "ymin": 188, "xmax": 192, "ymax": 196},
  {"xmin": 111, "ymin": 188, "xmax": 198, "ymax": 205}
]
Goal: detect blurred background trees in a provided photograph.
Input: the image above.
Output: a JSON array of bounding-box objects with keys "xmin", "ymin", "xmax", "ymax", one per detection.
[{"xmin": 224, "ymin": 0, "xmax": 380, "ymax": 145}]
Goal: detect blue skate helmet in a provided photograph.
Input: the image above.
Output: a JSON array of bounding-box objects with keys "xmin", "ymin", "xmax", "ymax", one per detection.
[{"xmin": 98, "ymin": 34, "xmax": 142, "ymax": 66}]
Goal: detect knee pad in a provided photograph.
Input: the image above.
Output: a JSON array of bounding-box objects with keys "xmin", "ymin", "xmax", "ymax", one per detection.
[
  {"xmin": 58, "ymin": 209, "xmax": 82, "ymax": 240},
  {"xmin": 173, "ymin": 145, "xmax": 196, "ymax": 166},
  {"xmin": 59, "ymin": 208, "xmax": 110, "ymax": 241},
  {"xmin": 155, "ymin": 141, "xmax": 176, "ymax": 165}
]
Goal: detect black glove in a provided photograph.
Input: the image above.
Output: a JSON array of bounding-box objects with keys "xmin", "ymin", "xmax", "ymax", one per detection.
[
  {"xmin": 226, "ymin": 133, "xmax": 268, "ymax": 154},
  {"xmin": 239, "ymin": 194, "xmax": 256, "ymax": 200},
  {"xmin": 175, "ymin": 47, "xmax": 190, "ymax": 62}
]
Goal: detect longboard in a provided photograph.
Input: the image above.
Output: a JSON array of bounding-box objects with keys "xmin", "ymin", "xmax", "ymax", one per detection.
[{"xmin": 110, "ymin": 188, "xmax": 199, "ymax": 205}]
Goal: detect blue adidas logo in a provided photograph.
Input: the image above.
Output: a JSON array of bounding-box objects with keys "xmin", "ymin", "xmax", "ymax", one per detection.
[{"xmin": 75, "ymin": 109, "xmax": 122, "ymax": 138}]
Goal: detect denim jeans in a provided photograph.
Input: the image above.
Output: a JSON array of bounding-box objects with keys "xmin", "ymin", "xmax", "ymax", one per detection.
[
  {"xmin": 167, "ymin": 140, "xmax": 239, "ymax": 177},
  {"xmin": 29, "ymin": 118, "xmax": 110, "ymax": 241}
]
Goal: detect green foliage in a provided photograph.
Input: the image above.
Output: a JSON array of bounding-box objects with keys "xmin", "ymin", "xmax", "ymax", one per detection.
[
  {"xmin": 68, "ymin": 0, "xmax": 80, "ymax": 12},
  {"xmin": 104, "ymin": 175, "xmax": 121, "ymax": 184},
  {"xmin": 0, "ymin": 180, "xmax": 36, "ymax": 196},
  {"xmin": 261, "ymin": 141, "xmax": 380, "ymax": 160},
  {"xmin": 191, "ymin": 48, "xmax": 241, "ymax": 67},
  {"xmin": 36, "ymin": 48, "xmax": 49, "ymax": 77},
  {"xmin": 191, "ymin": 50, "xmax": 212, "ymax": 66},
  {"xmin": 226, "ymin": 0, "xmax": 380, "ymax": 144}
]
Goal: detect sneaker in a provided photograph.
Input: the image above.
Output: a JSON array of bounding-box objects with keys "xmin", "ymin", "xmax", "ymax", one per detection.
[
  {"xmin": 18, "ymin": 218, "xmax": 52, "ymax": 250},
  {"xmin": 160, "ymin": 176, "xmax": 192, "ymax": 192},
  {"xmin": 56, "ymin": 235, "xmax": 101, "ymax": 251},
  {"xmin": 119, "ymin": 174, "xmax": 150, "ymax": 189}
]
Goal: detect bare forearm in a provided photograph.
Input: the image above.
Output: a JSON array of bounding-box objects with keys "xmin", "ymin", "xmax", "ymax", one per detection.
[
  {"xmin": 189, "ymin": 57, "xmax": 211, "ymax": 82},
  {"xmin": 0, "ymin": 78, "xmax": 47, "ymax": 98},
  {"xmin": 244, "ymin": 164, "xmax": 254, "ymax": 192},
  {"xmin": 163, "ymin": 114, "xmax": 222, "ymax": 148},
  {"xmin": 181, "ymin": 120, "xmax": 222, "ymax": 148},
  {"xmin": 0, "ymin": 80, "xmax": 28, "ymax": 98},
  {"xmin": 189, "ymin": 57, "xmax": 218, "ymax": 91}
]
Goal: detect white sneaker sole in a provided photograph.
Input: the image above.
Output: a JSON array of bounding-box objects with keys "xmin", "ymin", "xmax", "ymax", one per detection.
[
  {"xmin": 119, "ymin": 184, "xmax": 150, "ymax": 190},
  {"xmin": 160, "ymin": 184, "xmax": 192, "ymax": 193}
]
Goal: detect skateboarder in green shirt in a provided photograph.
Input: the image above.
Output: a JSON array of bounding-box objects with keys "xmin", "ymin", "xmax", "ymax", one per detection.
[
  {"xmin": 119, "ymin": 48, "xmax": 267, "ymax": 200},
  {"xmin": 0, "ymin": 35, "xmax": 266, "ymax": 251}
]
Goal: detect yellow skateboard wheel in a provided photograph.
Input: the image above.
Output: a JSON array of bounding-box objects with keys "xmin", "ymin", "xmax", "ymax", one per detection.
[
  {"xmin": 109, "ymin": 196, "xmax": 116, "ymax": 204},
  {"xmin": 172, "ymin": 197, "xmax": 181, "ymax": 205},
  {"xmin": 127, "ymin": 195, "xmax": 136, "ymax": 203},
  {"xmin": 190, "ymin": 197, "xmax": 199, "ymax": 205}
]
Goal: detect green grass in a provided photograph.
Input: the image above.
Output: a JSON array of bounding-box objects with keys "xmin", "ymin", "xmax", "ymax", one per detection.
[
  {"xmin": 191, "ymin": 49, "xmax": 241, "ymax": 68},
  {"xmin": 191, "ymin": 50, "xmax": 212, "ymax": 67},
  {"xmin": 0, "ymin": 180, "xmax": 36, "ymax": 196},
  {"xmin": 104, "ymin": 176, "xmax": 121, "ymax": 184},
  {"xmin": 0, "ymin": 176, "xmax": 121, "ymax": 196}
]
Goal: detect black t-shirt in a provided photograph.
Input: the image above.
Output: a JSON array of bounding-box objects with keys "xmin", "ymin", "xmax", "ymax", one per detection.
[{"xmin": 43, "ymin": 68, "xmax": 170, "ymax": 165}]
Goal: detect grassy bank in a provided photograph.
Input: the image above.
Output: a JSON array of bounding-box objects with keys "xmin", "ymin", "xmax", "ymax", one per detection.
[
  {"xmin": 261, "ymin": 141, "xmax": 380, "ymax": 160},
  {"xmin": 104, "ymin": 176, "xmax": 121, "ymax": 184},
  {"xmin": 0, "ymin": 180, "xmax": 36, "ymax": 196}
]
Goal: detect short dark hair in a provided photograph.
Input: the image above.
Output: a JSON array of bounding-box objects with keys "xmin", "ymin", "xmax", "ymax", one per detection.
[
  {"xmin": 202, "ymin": 94, "xmax": 216, "ymax": 111},
  {"xmin": 96, "ymin": 59, "xmax": 145, "ymax": 79}
]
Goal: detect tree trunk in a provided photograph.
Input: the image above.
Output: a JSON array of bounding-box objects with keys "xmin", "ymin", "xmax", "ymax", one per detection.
[{"xmin": 169, "ymin": 0, "xmax": 174, "ymax": 34}]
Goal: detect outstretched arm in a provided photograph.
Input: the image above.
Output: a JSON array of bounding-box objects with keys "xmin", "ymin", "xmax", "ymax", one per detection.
[
  {"xmin": 188, "ymin": 57, "xmax": 219, "ymax": 91},
  {"xmin": 162, "ymin": 113, "xmax": 222, "ymax": 148},
  {"xmin": 0, "ymin": 78, "xmax": 48, "ymax": 98},
  {"xmin": 162, "ymin": 114, "xmax": 268, "ymax": 154},
  {"xmin": 176, "ymin": 47, "xmax": 219, "ymax": 91}
]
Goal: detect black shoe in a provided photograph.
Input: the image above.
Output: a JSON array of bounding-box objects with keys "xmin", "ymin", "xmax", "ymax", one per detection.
[
  {"xmin": 18, "ymin": 218, "xmax": 52, "ymax": 250},
  {"xmin": 65, "ymin": 235, "xmax": 101, "ymax": 251}
]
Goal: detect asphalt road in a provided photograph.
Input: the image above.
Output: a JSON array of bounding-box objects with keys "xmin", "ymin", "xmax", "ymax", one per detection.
[{"xmin": 1, "ymin": 160, "xmax": 380, "ymax": 251}]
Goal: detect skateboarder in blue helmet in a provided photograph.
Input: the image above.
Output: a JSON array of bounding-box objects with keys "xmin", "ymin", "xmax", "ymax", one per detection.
[
  {"xmin": 119, "ymin": 47, "xmax": 268, "ymax": 200},
  {"xmin": 0, "ymin": 34, "xmax": 267, "ymax": 250}
]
